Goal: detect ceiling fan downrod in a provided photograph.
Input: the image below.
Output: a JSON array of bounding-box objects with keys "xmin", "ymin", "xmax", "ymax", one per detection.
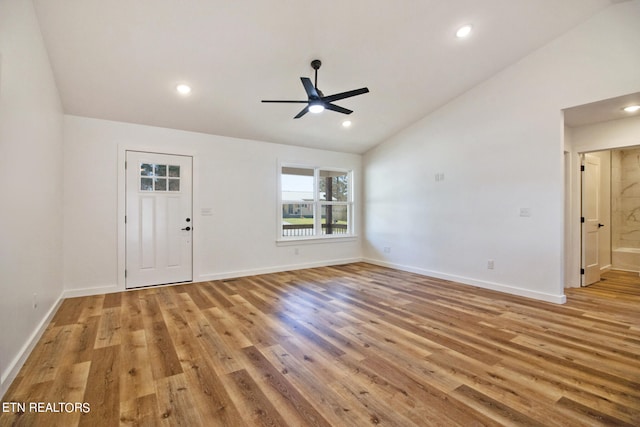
[{"xmin": 311, "ymin": 59, "xmax": 321, "ymax": 90}]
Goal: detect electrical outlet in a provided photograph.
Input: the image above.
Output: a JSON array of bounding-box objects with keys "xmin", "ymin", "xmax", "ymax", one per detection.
[{"xmin": 487, "ymin": 260, "xmax": 494, "ymax": 270}]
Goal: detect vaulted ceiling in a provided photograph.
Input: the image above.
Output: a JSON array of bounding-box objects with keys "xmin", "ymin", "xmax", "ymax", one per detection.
[{"xmin": 34, "ymin": 0, "xmax": 619, "ymax": 153}]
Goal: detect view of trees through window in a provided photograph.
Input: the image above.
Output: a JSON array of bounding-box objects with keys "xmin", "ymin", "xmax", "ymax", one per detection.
[{"xmin": 281, "ymin": 166, "xmax": 352, "ymax": 238}]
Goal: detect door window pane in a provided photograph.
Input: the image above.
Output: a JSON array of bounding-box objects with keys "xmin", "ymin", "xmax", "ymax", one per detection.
[
  {"xmin": 141, "ymin": 177, "xmax": 153, "ymax": 191},
  {"xmin": 155, "ymin": 178, "xmax": 167, "ymax": 191},
  {"xmin": 139, "ymin": 163, "xmax": 181, "ymax": 192}
]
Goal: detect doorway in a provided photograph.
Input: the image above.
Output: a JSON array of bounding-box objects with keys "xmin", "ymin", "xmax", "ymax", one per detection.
[
  {"xmin": 564, "ymin": 92, "xmax": 640, "ymax": 289},
  {"xmin": 580, "ymin": 147, "xmax": 640, "ymax": 286},
  {"xmin": 125, "ymin": 151, "xmax": 193, "ymax": 288}
]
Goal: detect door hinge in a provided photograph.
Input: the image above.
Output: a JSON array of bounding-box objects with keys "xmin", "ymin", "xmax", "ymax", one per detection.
[
  {"xmin": 125, "ymin": 161, "xmax": 127, "ymax": 169},
  {"xmin": 581, "ymin": 217, "xmax": 585, "ymax": 223},
  {"xmin": 125, "ymin": 215, "xmax": 127, "ymax": 224},
  {"xmin": 580, "ymin": 268, "xmax": 585, "ymax": 275},
  {"xmin": 580, "ymin": 165, "xmax": 585, "ymax": 172},
  {"xmin": 125, "ymin": 269, "xmax": 127, "ymax": 278}
]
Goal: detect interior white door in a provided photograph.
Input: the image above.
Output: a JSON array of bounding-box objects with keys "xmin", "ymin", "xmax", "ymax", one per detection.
[
  {"xmin": 126, "ymin": 151, "xmax": 193, "ymax": 288},
  {"xmin": 581, "ymin": 153, "xmax": 601, "ymax": 286}
]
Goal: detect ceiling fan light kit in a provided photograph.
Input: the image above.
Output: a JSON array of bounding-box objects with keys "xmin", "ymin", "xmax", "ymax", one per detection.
[
  {"xmin": 262, "ymin": 59, "xmax": 369, "ymax": 119},
  {"xmin": 309, "ymin": 102, "xmax": 325, "ymax": 114}
]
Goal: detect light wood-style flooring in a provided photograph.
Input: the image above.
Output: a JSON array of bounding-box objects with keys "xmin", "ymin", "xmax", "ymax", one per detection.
[{"xmin": 1, "ymin": 263, "xmax": 639, "ymax": 426}]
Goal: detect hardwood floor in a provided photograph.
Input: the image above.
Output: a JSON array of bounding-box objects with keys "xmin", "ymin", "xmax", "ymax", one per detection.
[{"xmin": 1, "ymin": 264, "xmax": 639, "ymax": 426}]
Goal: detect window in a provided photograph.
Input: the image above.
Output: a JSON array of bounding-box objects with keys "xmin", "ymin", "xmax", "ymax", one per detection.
[
  {"xmin": 280, "ymin": 165, "xmax": 353, "ymax": 239},
  {"xmin": 139, "ymin": 163, "xmax": 181, "ymax": 192}
]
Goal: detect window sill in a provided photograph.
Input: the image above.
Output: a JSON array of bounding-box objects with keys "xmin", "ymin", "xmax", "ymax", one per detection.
[{"xmin": 276, "ymin": 235, "xmax": 358, "ymax": 246}]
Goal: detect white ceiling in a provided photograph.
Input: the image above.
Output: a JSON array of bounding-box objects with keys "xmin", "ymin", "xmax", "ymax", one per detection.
[
  {"xmin": 564, "ymin": 92, "xmax": 640, "ymax": 127},
  {"xmin": 34, "ymin": 0, "xmax": 620, "ymax": 153}
]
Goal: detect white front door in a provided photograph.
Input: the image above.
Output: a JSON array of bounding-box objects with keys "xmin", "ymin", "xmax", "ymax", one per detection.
[
  {"xmin": 582, "ymin": 153, "xmax": 601, "ymax": 286},
  {"xmin": 126, "ymin": 151, "xmax": 193, "ymax": 288}
]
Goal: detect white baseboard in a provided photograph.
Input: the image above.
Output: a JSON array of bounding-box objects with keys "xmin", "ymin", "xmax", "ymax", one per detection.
[
  {"xmin": 197, "ymin": 257, "xmax": 363, "ymax": 282},
  {"xmin": 610, "ymin": 267, "xmax": 640, "ymax": 274},
  {"xmin": 1, "ymin": 295, "xmax": 63, "ymax": 399},
  {"xmin": 62, "ymin": 284, "xmax": 122, "ymax": 299},
  {"xmin": 363, "ymin": 258, "xmax": 567, "ymax": 304},
  {"xmin": 59, "ymin": 258, "xmax": 363, "ymax": 299},
  {"xmin": 600, "ymin": 264, "xmax": 612, "ymax": 272}
]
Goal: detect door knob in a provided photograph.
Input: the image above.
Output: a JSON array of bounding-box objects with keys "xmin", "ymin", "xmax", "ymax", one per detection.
[
  {"xmin": 598, "ymin": 223, "xmax": 605, "ymax": 228},
  {"xmin": 181, "ymin": 226, "xmax": 191, "ymax": 231}
]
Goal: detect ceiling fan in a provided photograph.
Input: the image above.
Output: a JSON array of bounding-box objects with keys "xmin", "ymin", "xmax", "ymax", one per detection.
[{"xmin": 262, "ymin": 59, "xmax": 369, "ymax": 119}]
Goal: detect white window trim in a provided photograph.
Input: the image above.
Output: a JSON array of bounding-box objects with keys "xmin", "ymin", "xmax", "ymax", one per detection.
[{"xmin": 277, "ymin": 162, "xmax": 355, "ymax": 243}]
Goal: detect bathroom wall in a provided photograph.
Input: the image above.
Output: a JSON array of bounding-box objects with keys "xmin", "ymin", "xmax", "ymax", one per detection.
[{"xmin": 612, "ymin": 147, "xmax": 640, "ymax": 250}]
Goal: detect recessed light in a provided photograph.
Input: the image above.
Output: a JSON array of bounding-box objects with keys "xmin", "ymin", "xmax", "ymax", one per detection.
[
  {"xmin": 623, "ymin": 105, "xmax": 640, "ymax": 113},
  {"xmin": 456, "ymin": 24, "xmax": 472, "ymax": 38},
  {"xmin": 342, "ymin": 120, "xmax": 352, "ymax": 128},
  {"xmin": 176, "ymin": 84, "xmax": 191, "ymax": 95}
]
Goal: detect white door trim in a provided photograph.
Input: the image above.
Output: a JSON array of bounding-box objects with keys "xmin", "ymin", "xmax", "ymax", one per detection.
[
  {"xmin": 125, "ymin": 151, "xmax": 193, "ymax": 288},
  {"xmin": 117, "ymin": 144, "xmax": 200, "ymax": 292}
]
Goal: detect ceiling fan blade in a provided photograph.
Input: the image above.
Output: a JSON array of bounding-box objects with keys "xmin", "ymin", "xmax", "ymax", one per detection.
[
  {"xmin": 324, "ymin": 103, "xmax": 352, "ymax": 115},
  {"xmin": 294, "ymin": 106, "xmax": 309, "ymax": 119},
  {"xmin": 301, "ymin": 77, "xmax": 320, "ymax": 99},
  {"xmin": 322, "ymin": 87, "xmax": 369, "ymax": 103},
  {"xmin": 261, "ymin": 100, "xmax": 308, "ymax": 103}
]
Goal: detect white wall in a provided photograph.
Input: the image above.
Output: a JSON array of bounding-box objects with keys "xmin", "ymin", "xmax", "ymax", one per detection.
[
  {"xmin": 363, "ymin": 1, "xmax": 640, "ymax": 303},
  {"xmin": 63, "ymin": 116, "xmax": 362, "ymax": 295},
  {"xmin": 570, "ymin": 116, "xmax": 640, "ymax": 152},
  {"xmin": 0, "ymin": 0, "xmax": 64, "ymax": 397}
]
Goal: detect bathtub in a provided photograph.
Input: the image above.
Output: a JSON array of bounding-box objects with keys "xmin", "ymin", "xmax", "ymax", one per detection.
[{"xmin": 612, "ymin": 247, "xmax": 640, "ymax": 272}]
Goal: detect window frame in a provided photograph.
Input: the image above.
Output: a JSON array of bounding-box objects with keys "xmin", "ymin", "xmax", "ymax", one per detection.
[
  {"xmin": 138, "ymin": 162, "xmax": 182, "ymax": 193},
  {"xmin": 278, "ymin": 162, "xmax": 355, "ymax": 242}
]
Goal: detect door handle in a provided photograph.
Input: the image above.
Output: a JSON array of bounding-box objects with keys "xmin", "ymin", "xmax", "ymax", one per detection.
[
  {"xmin": 181, "ymin": 226, "xmax": 191, "ymax": 231},
  {"xmin": 598, "ymin": 223, "xmax": 605, "ymax": 228}
]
